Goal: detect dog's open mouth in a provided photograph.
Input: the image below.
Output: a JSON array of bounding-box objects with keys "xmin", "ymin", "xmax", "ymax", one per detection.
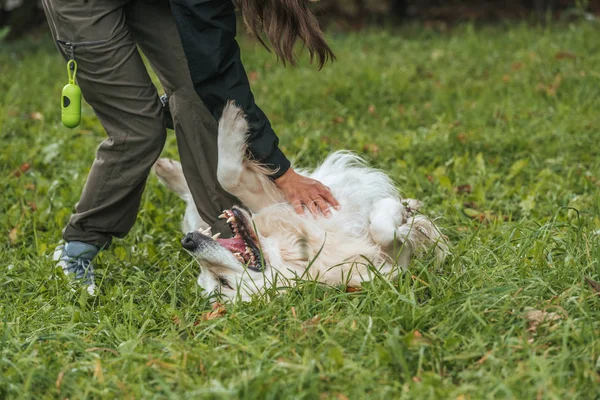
[{"xmin": 215, "ymin": 207, "xmax": 263, "ymax": 271}]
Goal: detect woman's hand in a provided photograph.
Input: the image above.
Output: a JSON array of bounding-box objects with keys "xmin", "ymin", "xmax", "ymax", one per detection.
[{"xmin": 275, "ymin": 168, "xmax": 340, "ymax": 216}]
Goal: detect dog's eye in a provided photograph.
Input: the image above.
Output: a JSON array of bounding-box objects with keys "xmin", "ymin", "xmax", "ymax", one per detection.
[{"xmin": 218, "ymin": 277, "xmax": 233, "ymax": 290}]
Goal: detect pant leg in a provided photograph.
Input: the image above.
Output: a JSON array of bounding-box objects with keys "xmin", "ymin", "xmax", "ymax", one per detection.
[
  {"xmin": 124, "ymin": 0, "xmax": 237, "ymax": 236},
  {"xmin": 41, "ymin": 0, "xmax": 167, "ymax": 247}
]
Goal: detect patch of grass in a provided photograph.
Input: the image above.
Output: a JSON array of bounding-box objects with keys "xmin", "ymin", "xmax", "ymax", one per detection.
[{"xmin": 1, "ymin": 21, "xmax": 600, "ymax": 399}]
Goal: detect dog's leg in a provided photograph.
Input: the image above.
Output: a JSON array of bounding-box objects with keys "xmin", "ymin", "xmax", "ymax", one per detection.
[
  {"xmin": 217, "ymin": 102, "xmax": 284, "ymax": 211},
  {"xmin": 153, "ymin": 158, "xmax": 209, "ymax": 233},
  {"xmin": 368, "ymin": 198, "xmax": 408, "ymax": 248}
]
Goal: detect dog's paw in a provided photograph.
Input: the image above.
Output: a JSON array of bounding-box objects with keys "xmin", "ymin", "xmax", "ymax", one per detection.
[
  {"xmin": 369, "ymin": 198, "xmax": 408, "ymax": 247},
  {"xmin": 153, "ymin": 158, "xmax": 190, "ymax": 197}
]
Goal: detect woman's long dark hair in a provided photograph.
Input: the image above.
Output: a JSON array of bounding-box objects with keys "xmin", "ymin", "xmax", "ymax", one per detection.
[{"xmin": 236, "ymin": 0, "xmax": 335, "ymax": 69}]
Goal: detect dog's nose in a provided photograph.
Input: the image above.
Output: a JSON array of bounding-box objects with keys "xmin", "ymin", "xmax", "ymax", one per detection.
[{"xmin": 181, "ymin": 233, "xmax": 197, "ymax": 251}]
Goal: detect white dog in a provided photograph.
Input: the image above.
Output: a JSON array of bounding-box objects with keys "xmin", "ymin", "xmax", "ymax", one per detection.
[{"xmin": 154, "ymin": 102, "xmax": 448, "ymax": 302}]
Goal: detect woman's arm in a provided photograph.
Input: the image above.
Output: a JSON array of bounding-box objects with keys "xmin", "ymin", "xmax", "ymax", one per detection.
[
  {"xmin": 170, "ymin": 0, "xmax": 290, "ymax": 178},
  {"xmin": 170, "ymin": 0, "xmax": 338, "ymax": 214}
]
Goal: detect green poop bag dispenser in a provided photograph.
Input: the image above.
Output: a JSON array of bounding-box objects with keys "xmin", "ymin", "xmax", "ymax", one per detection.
[{"xmin": 62, "ymin": 60, "xmax": 81, "ymax": 128}]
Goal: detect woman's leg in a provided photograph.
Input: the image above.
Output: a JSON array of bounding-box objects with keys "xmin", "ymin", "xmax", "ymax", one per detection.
[
  {"xmin": 124, "ymin": 0, "xmax": 238, "ymax": 237},
  {"xmin": 41, "ymin": 0, "xmax": 168, "ymax": 248}
]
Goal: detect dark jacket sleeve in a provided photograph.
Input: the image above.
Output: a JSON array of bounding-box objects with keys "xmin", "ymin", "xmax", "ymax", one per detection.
[{"xmin": 170, "ymin": 0, "xmax": 291, "ymax": 179}]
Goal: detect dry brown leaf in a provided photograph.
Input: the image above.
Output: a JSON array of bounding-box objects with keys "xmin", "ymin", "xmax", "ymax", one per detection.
[
  {"xmin": 201, "ymin": 302, "xmax": 226, "ymax": 321},
  {"xmin": 24, "ymin": 184, "xmax": 36, "ymax": 191},
  {"xmin": 56, "ymin": 371, "xmax": 65, "ymax": 390},
  {"xmin": 502, "ymin": 74, "xmax": 511, "ymax": 83},
  {"xmin": 248, "ymin": 71, "xmax": 259, "ymax": 83},
  {"xmin": 30, "ymin": 111, "xmax": 43, "ymax": 121},
  {"xmin": 454, "ymin": 184, "xmax": 473, "ymax": 194},
  {"xmin": 555, "ymin": 51, "xmax": 576, "ymax": 60},
  {"xmin": 412, "ymin": 376, "xmax": 422, "ymax": 383},
  {"xmin": 346, "ymin": 286, "xmax": 361, "ymax": 293},
  {"xmin": 332, "ymin": 116, "xmax": 344, "ymax": 124},
  {"xmin": 12, "ymin": 162, "xmax": 31, "ymax": 177},
  {"xmin": 362, "ymin": 143, "xmax": 379, "ymax": 155},
  {"xmin": 511, "ymin": 62, "xmax": 523, "ymax": 71},
  {"xmin": 27, "ymin": 201, "xmax": 37, "ymax": 212},
  {"xmin": 525, "ymin": 309, "xmax": 561, "ymax": 333},
  {"xmin": 291, "ymin": 306, "xmax": 297, "ymax": 319},
  {"xmin": 85, "ymin": 347, "xmax": 119, "ymax": 356},
  {"xmin": 93, "ymin": 359, "xmax": 104, "ymax": 383},
  {"xmin": 584, "ymin": 277, "xmax": 600, "ymax": 296},
  {"xmin": 476, "ymin": 350, "xmax": 492, "ymax": 365},
  {"xmin": 8, "ymin": 228, "xmax": 18, "ymax": 245},
  {"xmin": 337, "ymin": 394, "xmax": 349, "ymax": 400},
  {"xmin": 302, "ymin": 315, "xmax": 321, "ymax": 328},
  {"xmin": 368, "ymin": 105, "xmax": 376, "ymax": 115}
]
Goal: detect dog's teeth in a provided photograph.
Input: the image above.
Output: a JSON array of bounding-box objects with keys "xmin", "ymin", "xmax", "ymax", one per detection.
[
  {"xmin": 227, "ymin": 217, "xmax": 235, "ymax": 224},
  {"xmin": 218, "ymin": 213, "xmax": 227, "ymax": 219},
  {"xmin": 212, "ymin": 233, "xmax": 221, "ymax": 240}
]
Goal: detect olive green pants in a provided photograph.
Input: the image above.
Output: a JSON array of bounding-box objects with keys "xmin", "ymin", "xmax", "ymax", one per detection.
[{"xmin": 41, "ymin": 0, "xmax": 236, "ymax": 247}]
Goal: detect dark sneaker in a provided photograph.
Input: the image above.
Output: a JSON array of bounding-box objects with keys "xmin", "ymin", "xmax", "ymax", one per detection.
[{"xmin": 53, "ymin": 241, "xmax": 99, "ymax": 295}]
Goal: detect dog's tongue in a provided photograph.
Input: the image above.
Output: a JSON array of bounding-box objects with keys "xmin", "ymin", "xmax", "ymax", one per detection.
[{"xmin": 216, "ymin": 237, "xmax": 246, "ymax": 253}]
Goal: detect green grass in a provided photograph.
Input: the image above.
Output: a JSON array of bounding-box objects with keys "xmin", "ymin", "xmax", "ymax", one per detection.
[{"xmin": 1, "ymin": 21, "xmax": 600, "ymax": 399}]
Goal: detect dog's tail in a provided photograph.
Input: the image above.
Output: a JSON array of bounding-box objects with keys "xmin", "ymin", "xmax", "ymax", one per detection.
[{"xmin": 153, "ymin": 158, "xmax": 192, "ymax": 199}]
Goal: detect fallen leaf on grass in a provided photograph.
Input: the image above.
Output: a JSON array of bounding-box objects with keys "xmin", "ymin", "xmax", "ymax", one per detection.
[
  {"xmin": 302, "ymin": 315, "xmax": 321, "ymax": 328},
  {"xmin": 584, "ymin": 277, "xmax": 600, "ymax": 296},
  {"xmin": 93, "ymin": 359, "xmax": 104, "ymax": 383},
  {"xmin": 537, "ymin": 74, "xmax": 562, "ymax": 97},
  {"xmin": 24, "ymin": 183, "xmax": 36, "ymax": 191},
  {"xmin": 454, "ymin": 184, "xmax": 472, "ymax": 194},
  {"xmin": 555, "ymin": 51, "xmax": 576, "ymax": 60},
  {"xmin": 27, "ymin": 201, "xmax": 37, "ymax": 212},
  {"xmin": 476, "ymin": 350, "xmax": 492, "ymax": 365},
  {"xmin": 525, "ymin": 309, "xmax": 561, "ymax": 333},
  {"xmin": 368, "ymin": 105, "xmax": 376, "ymax": 115},
  {"xmin": 8, "ymin": 228, "xmax": 18, "ymax": 245},
  {"xmin": 412, "ymin": 376, "xmax": 422, "ymax": 383},
  {"xmin": 200, "ymin": 302, "xmax": 226, "ymax": 321},
  {"xmin": 29, "ymin": 111, "xmax": 43, "ymax": 121},
  {"xmin": 56, "ymin": 371, "xmax": 65, "ymax": 390},
  {"xmin": 332, "ymin": 116, "xmax": 344, "ymax": 124},
  {"xmin": 85, "ymin": 347, "xmax": 120, "ymax": 356},
  {"xmin": 248, "ymin": 71, "xmax": 259, "ymax": 82},
  {"xmin": 362, "ymin": 143, "xmax": 379, "ymax": 155},
  {"xmin": 456, "ymin": 132, "xmax": 468, "ymax": 143},
  {"xmin": 12, "ymin": 162, "xmax": 31, "ymax": 177},
  {"xmin": 346, "ymin": 286, "xmax": 361, "ymax": 293},
  {"xmin": 512, "ymin": 62, "xmax": 523, "ymax": 70}
]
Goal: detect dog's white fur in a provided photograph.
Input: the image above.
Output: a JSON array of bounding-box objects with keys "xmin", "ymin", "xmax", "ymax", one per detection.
[{"xmin": 155, "ymin": 102, "xmax": 448, "ymax": 302}]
